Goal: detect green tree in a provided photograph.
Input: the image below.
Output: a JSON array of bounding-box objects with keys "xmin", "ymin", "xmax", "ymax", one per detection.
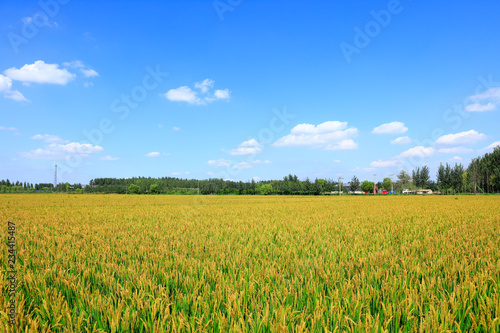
[
  {"xmin": 381, "ymin": 177, "xmax": 393, "ymax": 191},
  {"xmin": 260, "ymin": 184, "xmax": 273, "ymax": 195},
  {"xmin": 420, "ymin": 166, "xmax": 430, "ymax": 188},
  {"xmin": 397, "ymin": 170, "xmax": 411, "ymax": 186},
  {"xmin": 350, "ymin": 176, "xmax": 360, "ymax": 192},
  {"xmin": 150, "ymin": 184, "xmax": 159, "ymax": 194},
  {"xmin": 360, "ymin": 181, "xmax": 375, "ymax": 193},
  {"xmin": 128, "ymin": 184, "xmax": 141, "ymax": 194}
]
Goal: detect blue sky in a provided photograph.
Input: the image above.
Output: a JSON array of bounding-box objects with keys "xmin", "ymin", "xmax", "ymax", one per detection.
[{"xmin": 1, "ymin": 0, "xmax": 500, "ymax": 184}]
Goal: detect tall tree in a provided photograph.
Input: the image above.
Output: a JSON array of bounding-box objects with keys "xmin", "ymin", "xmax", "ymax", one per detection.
[{"xmin": 350, "ymin": 176, "xmax": 360, "ymax": 192}]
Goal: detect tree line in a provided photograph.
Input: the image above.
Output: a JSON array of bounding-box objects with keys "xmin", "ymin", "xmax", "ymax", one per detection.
[{"xmin": 1, "ymin": 146, "xmax": 499, "ymax": 195}]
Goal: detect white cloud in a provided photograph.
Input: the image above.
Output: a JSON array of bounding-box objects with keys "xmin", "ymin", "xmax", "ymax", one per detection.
[
  {"xmin": 252, "ymin": 176, "xmax": 261, "ymax": 182},
  {"xmin": 451, "ymin": 156, "xmax": 462, "ymax": 161},
  {"xmin": 465, "ymin": 87, "xmax": 500, "ymax": 112},
  {"xmin": 4, "ymin": 60, "xmax": 75, "ymax": 85},
  {"xmin": 194, "ymin": 79, "xmax": 214, "ymax": 93},
  {"xmin": 240, "ymin": 139, "xmax": 261, "ymax": 147},
  {"xmin": 274, "ymin": 121, "xmax": 358, "ymax": 150},
  {"xmin": 20, "ymin": 142, "xmax": 103, "ymax": 160},
  {"xmin": 252, "ymin": 160, "xmax": 271, "ymax": 164},
  {"xmin": 165, "ymin": 86, "xmax": 200, "ymax": 104},
  {"xmin": 479, "ymin": 141, "xmax": 500, "ymax": 152},
  {"xmin": 165, "ymin": 79, "xmax": 231, "ymax": 105},
  {"xmin": 228, "ymin": 139, "xmax": 262, "ymax": 156},
  {"xmin": 399, "ymin": 146, "xmax": 436, "ymax": 158},
  {"xmin": 372, "ymin": 122, "xmax": 408, "ymax": 134},
  {"xmin": 100, "ymin": 155, "xmax": 119, "ymax": 161},
  {"xmin": 233, "ymin": 162, "xmax": 253, "ymax": 170},
  {"xmin": 435, "ymin": 130, "xmax": 487, "ymax": 146},
  {"xmin": 0, "ymin": 74, "xmax": 27, "ymax": 102},
  {"xmin": 4, "ymin": 90, "xmax": 28, "ymax": 102},
  {"xmin": 172, "ymin": 126, "xmax": 181, "ymax": 131},
  {"xmin": 232, "ymin": 160, "xmax": 271, "ymax": 170},
  {"xmin": 30, "ymin": 134, "xmax": 68, "ymax": 143},
  {"xmin": 438, "ymin": 147, "xmax": 473, "ymax": 154},
  {"xmin": 63, "ymin": 60, "xmax": 84, "ymax": 68},
  {"xmin": 465, "ymin": 103, "xmax": 496, "ymax": 112},
  {"xmin": 145, "ymin": 152, "xmax": 160, "ymax": 157},
  {"xmin": 207, "ymin": 158, "xmax": 231, "ymax": 167},
  {"xmin": 325, "ymin": 139, "xmax": 358, "ymax": 151},
  {"xmin": 0, "ymin": 126, "xmax": 18, "ymax": 131},
  {"xmin": 81, "ymin": 69, "xmax": 99, "ymax": 78},
  {"xmin": 214, "ymin": 89, "xmax": 231, "ymax": 100},
  {"xmin": 333, "ymin": 160, "xmax": 342, "ymax": 163},
  {"xmin": 391, "ymin": 136, "xmax": 412, "ymax": 145},
  {"xmin": 0, "ymin": 74, "xmax": 12, "ymax": 91},
  {"xmin": 172, "ymin": 172, "xmax": 181, "ymax": 175},
  {"xmin": 370, "ymin": 159, "xmax": 400, "ymax": 168}
]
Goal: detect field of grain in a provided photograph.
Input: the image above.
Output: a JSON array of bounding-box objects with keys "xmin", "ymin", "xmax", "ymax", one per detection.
[{"xmin": 1, "ymin": 194, "xmax": 499, "ymax": 332}]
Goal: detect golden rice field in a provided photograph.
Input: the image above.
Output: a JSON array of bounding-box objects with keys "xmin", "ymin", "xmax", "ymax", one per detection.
[{"xmin": 1, "ymin": 194, "xmax": 500, "ymax": 332}]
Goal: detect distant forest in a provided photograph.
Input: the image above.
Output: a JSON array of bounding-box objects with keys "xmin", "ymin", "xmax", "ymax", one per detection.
[{"xmin": 1, "ymin": 147, "xmax": 499, "ymax": 195}]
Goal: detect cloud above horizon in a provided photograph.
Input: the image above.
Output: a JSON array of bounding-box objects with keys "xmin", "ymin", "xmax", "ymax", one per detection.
[
  {"xmin": 465, "ymin": 87, "xmax": 500, "ymax": 112},
  {"xmin": 165, "ymin": 79, "xmax": 231, "ymax": 105},
  {"xmin": 372, "ymin": 121, "xmax": 408, "ymax": 134},
  {"xmin": 274, "ymin": 121, "xmax": 358, "ymax": 151}
]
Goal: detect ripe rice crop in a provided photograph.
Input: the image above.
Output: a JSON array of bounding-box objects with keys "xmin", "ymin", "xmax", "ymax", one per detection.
[{"xmin": 1, "ymin": 194, "xmax": 499, "ymax": 332}]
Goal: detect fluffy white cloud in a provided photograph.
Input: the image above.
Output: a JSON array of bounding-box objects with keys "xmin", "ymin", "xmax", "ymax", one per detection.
[
  {"xmin": 325, "ymin": 139, "xmax": 358, "ymax": 151},
  {"xmin": 372, "ymin": 122, "xmax": 408, "ymax": 134},
  {"xmin": 194, "ymin": 79, "xmax": 214, "ymax": 93},
  {"xmin": 399, "ymin": 146, "xmax": 436, "ymax": 158},
  {"xmin": 172, "ymin": 127, "xmax": 181, "ymax": 131},
  {"xmin": 165, "ymin": 86, "xmax": 200, "ymax": 104},
  {"xmin": 465, "ymin": 103, "xmax": 496, "ymax": 112},
  {"xmin": 0, "ymin": 74, "xmax": 11, "ymax": 91},
  {"xmin": 451, "ymin": 156, "xmax": 462, "ymax": 161},
  {"xmin": 391, "ymin": 136, "xmax": 412, "ymax": 145},
  {"xmin": 228, "ymin": 139, "xmax": 262, "ymax": 156},
  {"xmin": 370, "ymin": 160, "xmax": 400, "ymax": 168},
  {"xmin": 435, "ymin": 130, "xmax": 487, "ymax": 146},
  {"xmin": 145, "ymin": 152, "xmax": 160, "ymax": 157},
  {"xmin": 100, "ymin": 155, "xmax": 119, "ymax": 161},
  {"xmin": 81, "ymin": 69, "xmax": 99, "ymax": 78},
  {"xmin": 438, "ymin": 147, "xmax": 473, "ymax": 154},
  {"xmin": 465, "ymin": 87, "xmax": 500, "ymax": 112},
  {"xmin": 20, "ymin": 142, "xmax": 103, "ymax": 160},
  {"xmin": 0, "ymin": 74, "xmax": 27, "ymax": 102},
  {"xmin": 207, "ymin": 158, "xmax": 231, "ymax": 167},
  {"xmin": 165, "ymin": 79, "xmax": 231, "ymax": 105},
  {"xmin": 274, "ymin": 121, "xmax": 358, "ymax": 150},
  {"xmin": 31, "ymin": 134, "xmax": 68, "ymax": 143},
  {"xmin": 214, "ymin": 89, "xmax": 231, "ymax": 100},
  {"xmin": 4, "ymin": 60, "xmax": 75, "ymax": 85},
  {"xmin": 479, "ymin": 141, "xmax": 500, "ymax": 152},
  {"xmin": 233, "ymin": 162, "xmax": 253, "ymax": 170}
]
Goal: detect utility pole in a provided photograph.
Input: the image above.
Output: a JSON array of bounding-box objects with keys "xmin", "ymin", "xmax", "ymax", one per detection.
[
  {"xmin": 338, "ymin": 177, "xmax": 343, "ymax": 195},
  {"xmin": 373, "ymin": 174, "xmax": 376, "ymax": 195},
  {"xmin": 390, "ymin": 173, "xmax": 394, "ymax": 194},
  {"xmin": 54, "ymin": 164, "xmax": 57, "ymax": 189}
]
